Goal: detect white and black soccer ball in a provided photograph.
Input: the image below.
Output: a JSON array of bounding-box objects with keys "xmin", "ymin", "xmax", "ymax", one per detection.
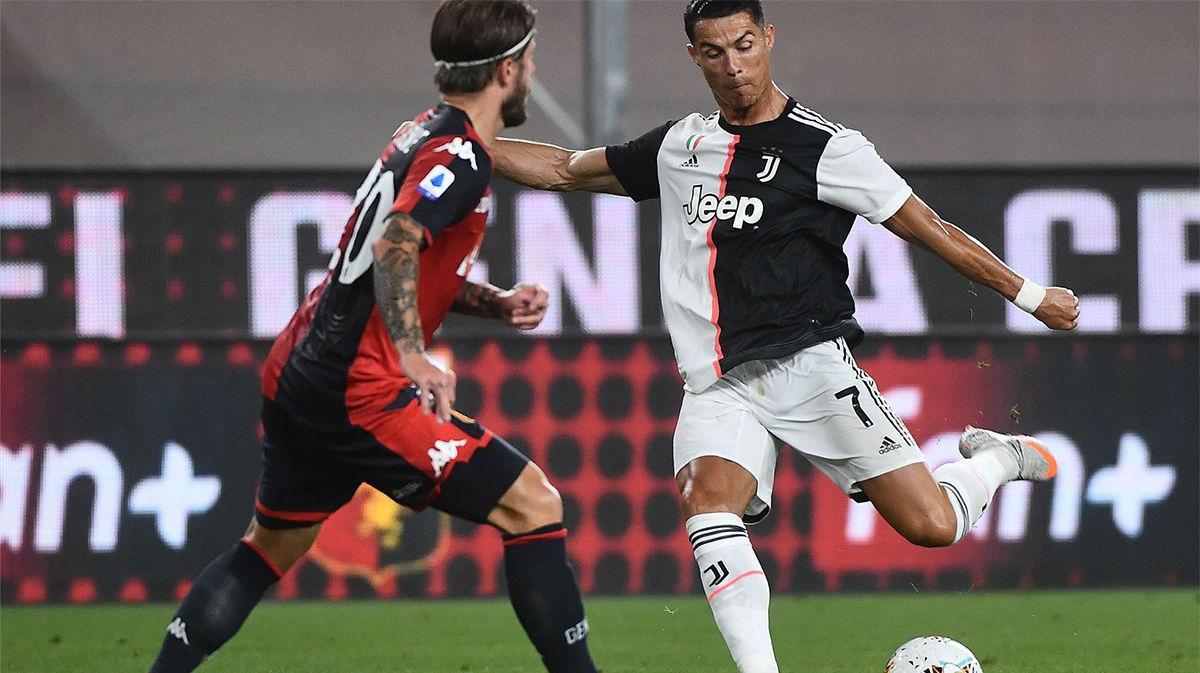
[{"xmin": 884, "ymin": 636, "xmax": 983, "ymax": 673}]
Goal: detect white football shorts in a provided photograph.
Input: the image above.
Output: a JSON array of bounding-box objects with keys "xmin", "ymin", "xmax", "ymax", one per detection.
[{"xmin": 673, "ymin": 337, "xmax": 926, "ymax": 522}]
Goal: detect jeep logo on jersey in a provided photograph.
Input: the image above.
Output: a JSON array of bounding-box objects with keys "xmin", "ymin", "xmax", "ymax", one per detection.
[{"xmin": 683, "ymin": 185, "xmax": 764, "ymax": 230}]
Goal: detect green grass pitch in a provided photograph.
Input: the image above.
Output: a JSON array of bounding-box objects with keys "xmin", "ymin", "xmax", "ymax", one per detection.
[{"xmin": 3, "ymin": 589, "xmax": 1196, "ymax": 672}]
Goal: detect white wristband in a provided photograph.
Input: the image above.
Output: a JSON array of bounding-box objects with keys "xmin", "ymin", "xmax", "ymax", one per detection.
[{"xmin": 1014, "ymin": 278, "xmax": 1047, "ymax": 314}]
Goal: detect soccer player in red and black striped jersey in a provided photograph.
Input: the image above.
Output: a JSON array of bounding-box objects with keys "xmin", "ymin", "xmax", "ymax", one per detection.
[
  {"xmin": 494, "ymin": 2, "xmax": 1081, "ymax": 672},
  {"xmin": 149, "ymin": 3, "xmax": 598, "ymax": 672}
]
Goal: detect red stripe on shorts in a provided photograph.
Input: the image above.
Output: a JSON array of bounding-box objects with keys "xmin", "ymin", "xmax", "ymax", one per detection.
[
  {"xmin": 254, "ymin": 499, "xmax": 331, "ymax": 523},
  {"xmin": 502, "ymin": 528, "xmax": 569, "ymax": 547}
]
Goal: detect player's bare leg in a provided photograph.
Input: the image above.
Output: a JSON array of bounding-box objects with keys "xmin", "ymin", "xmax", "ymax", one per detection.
[
  {"xmin": 489, "ymin": 462, "xmax": 598, "ymax": 673},
  {"xmin": 677, "ymin": 456, "xmax": 779, "ymax": 673},
  {"xmin": 678, "ymin": 455, "xmax": 759, "ymax": 518},
  {"xmin": 857, "ymin": 464, "xmax": 959, "ymax": 546},
  {"xmin": 242, "ymin": 518, "xmax": 323, "ymax": 572},
  {"xmin": 148, "ymin": 520, "xmax": 321, "ymax": 673},
  {"xmin": 860, "ymin": 428, "xmax": 1059, "ymax": 547},
  {"xmin": 488, "ymin": 461, "xmax": 564, "ymax": 533}
]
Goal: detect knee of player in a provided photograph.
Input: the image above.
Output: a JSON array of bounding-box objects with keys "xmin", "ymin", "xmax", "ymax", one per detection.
[
  {"xmin": 906, "ymin": 511, "xmax": 958, "ymax": 548},
  {"xmin": 512, "ymin": 467, "xmax": 564, "ymax": 524},
  {"xmin": 678, "ymin": 480, "xmax": 743, "ymax": 516},
  {"xmin": 528, "ymin": 480, "xmax": 563, "ymax": 520},
  {"xmin": 243, "ymin": 519, "xmax": 320, "ymax": 574}
]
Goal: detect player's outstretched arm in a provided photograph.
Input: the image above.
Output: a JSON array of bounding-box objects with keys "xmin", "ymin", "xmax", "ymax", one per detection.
[
  {"xmin": 882, "ymin": 194, "xmax": 1080, "ymax": 330},
  {"xmin": 494, "ymin": 139, "xmax": 627, "ymax": 195},
  {"xmin": 451, "ymin": 280, "xmax": 549, "ymax": 330},
  {"xmin": 372, "ymin": 212, "xmax": 456, "ymax": 421}
]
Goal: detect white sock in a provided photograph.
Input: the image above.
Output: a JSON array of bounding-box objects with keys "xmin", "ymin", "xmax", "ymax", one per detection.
[
  {"xmin": 933, "ymin": 450, "xmax": 1016, "ymax": 542},
  {"xmin": 686, "ymin": 512, "xmax": 779, "ymax": 673}
]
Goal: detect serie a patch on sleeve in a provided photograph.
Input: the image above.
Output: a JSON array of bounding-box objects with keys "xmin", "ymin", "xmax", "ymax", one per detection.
[{"xmin": 418, "ymin": 165, "xmax": 456, "ymax": 201}]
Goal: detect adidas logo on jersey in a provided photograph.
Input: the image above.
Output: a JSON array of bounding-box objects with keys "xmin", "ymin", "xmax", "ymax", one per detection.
[
  {"xmin": 428, "ymin": 438, "xmax": 468, "ymax": 478},
  {"xmin": 683, "ymin": 185, "xmax": 764, "ymax": 230},
  {"xmin": 878, "ymin": 436, "xmax": 902, "ymax": 454},
  {"xmin": 166, "ymin": 617, "xmax": 190, "ymax": 645},
  {"xmin": 679, "ymin": 154, "xmax": 700, "ymax": 168}
]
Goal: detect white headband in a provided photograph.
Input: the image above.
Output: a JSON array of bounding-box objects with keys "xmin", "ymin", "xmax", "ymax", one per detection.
[{"xmin": 434, "ymin": 29, "xmax": 536, "ymax": 69}]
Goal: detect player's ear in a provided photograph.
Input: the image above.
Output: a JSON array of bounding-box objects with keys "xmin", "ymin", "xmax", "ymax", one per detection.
[
  {"xmin": 495, "ymin": 58, "xmax": 517, "ymax": 88},
  {"xmin": 685, "ymin": 43, "xmax": 699, "ymax": 66},
  {"xmin": 764, "ymin": 25, "xmax": 774, "ymax": 51}
]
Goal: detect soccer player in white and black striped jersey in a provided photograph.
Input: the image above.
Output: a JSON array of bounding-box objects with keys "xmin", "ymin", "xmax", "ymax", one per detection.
[{"xmin": 495, "ymin": 2, "xmax": 1080, "ymax": 671}]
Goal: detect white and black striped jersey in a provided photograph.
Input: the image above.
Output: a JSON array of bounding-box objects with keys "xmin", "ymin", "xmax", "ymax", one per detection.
[{"xmin": 606, "ymin": 97, "xmax": 912, "ymax": 392}]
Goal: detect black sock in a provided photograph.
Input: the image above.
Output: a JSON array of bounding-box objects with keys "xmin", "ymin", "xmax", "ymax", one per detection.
[
  {"xmin": 149, "ymin": 539, "xmax": 281, "ymax": 673},
  {"xmin": 503, "ymin": 524, "xmax": 598, "ymax": 673}
]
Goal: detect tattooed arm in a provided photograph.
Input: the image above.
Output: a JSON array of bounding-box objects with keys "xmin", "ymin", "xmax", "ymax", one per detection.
[
  {"xmin": 451, "ymin": 281, "xmax": 503, "ymax": 319},
  {"xmin": 452, "ymin": 281, "xmax": 550, "ymax": 330},
  {"xmin": 371, "ymin": 212, "xmax": 456, "ymax": 421}
]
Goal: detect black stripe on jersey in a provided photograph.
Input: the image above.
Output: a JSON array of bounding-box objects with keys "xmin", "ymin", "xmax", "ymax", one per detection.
[
  {"xmin": 939, "ymin": 481, "xmax": 970, "ymax": 540},
  {"xmin": 787, "ymin": 106, "xmax": 838, "ymax": 134},
  {"xmin": 839, "ymin": 339, "xmax": 914, "ymax": 445},
  {"xmin": 692, "ymin": 531, "xmax": 750, "ymax": 551},
  {"xmin": 688, "ymin": 524, "xmax": 747, "ymax": 545},
  {"xmin": 834, "ymin": 339, "xmax": 916, "ymax": 446},
  {"xmin": 792, "ymin": 103, "xmax": 845, "ymax": 132},
  {"xmin": 865, "ymin": 379, "xmax": 916, "ymax": 446}
]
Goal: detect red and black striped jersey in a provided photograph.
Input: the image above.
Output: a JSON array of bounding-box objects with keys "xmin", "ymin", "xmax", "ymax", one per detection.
[{"xmin": 262, "ymin": 103, "xmax": 492, "ymax": 430}]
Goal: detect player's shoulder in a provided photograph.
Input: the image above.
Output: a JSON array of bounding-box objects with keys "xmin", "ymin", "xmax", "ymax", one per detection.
[
  {"xmin": 781, "ymin": 100, "xmax": 850, "ymax": 138},
  {"xmin": 678, "ymin": 111, "xmax": 721, "ymax": 132},
  {"xmin": 388, "ymin": 105, "xmax": 492, "ymax": 172},
  {"xmin": 650, "ymin": 112, "xmax": 722, "ymax": 147},
  {"xmin": 424, "ymin": 132, "xmax": 492, "ymax": 175},
  {"xmin": 772, "ymin": 101, "xmax": 878, "ymax": 160}
]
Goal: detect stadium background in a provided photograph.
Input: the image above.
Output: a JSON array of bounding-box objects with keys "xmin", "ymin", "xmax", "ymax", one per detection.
[{"xmin": 1, "ymin": 0, "xmax": 1197, "ymax": 614}]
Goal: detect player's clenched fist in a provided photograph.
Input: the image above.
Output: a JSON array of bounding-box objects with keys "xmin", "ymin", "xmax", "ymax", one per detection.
[
  {"xmin": 497, "ymin": 282, "xmax": 549, "ymax": 330},
  {"xmin": 399, "ymin": 350, "xmax": 457, "ymax": 423},
  {"xmin": 1033, "ymin": 287, "xmax": 1080, "ymax": 331}
]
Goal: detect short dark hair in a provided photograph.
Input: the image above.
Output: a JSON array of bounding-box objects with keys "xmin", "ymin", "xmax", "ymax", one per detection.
[
  {"xmin": 683, "ymin": 0, "xmax": 765, "ymax": 42},
  {"xmin": 431, "ymin": 0, "xmax": 537, "ymax": 95}
]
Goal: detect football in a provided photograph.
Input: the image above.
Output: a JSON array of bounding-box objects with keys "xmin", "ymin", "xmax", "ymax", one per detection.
[{"xmin": 885, "ymin": 636, "xmax": 983, "ymax": 673}]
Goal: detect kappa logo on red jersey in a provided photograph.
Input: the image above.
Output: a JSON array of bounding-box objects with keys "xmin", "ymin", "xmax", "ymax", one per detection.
[
  {"xmin": 428, "ymin": 438, "xmax": 468, "ymax": 478},
  {"xmin": 434, "ymin": 137, "xmax": 479, "ymax": 171}
]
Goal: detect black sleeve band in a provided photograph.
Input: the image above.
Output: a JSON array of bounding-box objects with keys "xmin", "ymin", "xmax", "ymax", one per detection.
[{"xmin": 605, "ymin": 120, "xmax": 675, "ymax": 202}]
